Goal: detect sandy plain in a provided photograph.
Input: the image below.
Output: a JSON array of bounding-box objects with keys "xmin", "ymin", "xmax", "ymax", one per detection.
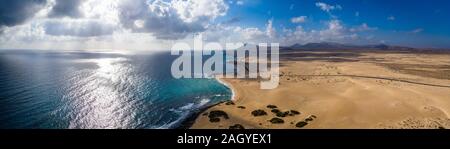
[{"xmin": 191, "ymin": 50, "xmax": 450, "ymax": 129}]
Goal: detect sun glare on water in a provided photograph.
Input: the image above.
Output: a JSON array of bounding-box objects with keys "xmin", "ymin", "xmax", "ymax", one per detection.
[{"xmin": 67, "ymin": 57, "xmax": 137, "ymax": 128}]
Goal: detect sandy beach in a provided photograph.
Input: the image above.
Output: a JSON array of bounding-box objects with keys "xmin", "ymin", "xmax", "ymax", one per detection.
[{"xmin": 190, "ymin": 50, "xmax": 450, "ymax": 129}]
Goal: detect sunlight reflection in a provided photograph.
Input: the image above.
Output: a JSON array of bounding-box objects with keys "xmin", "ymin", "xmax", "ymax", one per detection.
[{"xmin": 68, "ymin": 57, "xmax": 134, "ymax": 128}]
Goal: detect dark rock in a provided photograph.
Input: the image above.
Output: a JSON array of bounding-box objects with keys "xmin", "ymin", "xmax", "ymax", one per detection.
[
  {"xmin": 310, "ymin": 115, "xmax": 317, "ymax": 119},
  {"xmin": 296, "ymin": 121, "xmax": 308, "ymax": 128},
  {"xmin": 202, "ymin": 112, "xmax": 208, "ymax": 116},
  {"xmin": 259, "ymin": 123, "xmax": 262, "ymax": 125},
  {"xmin": 438, "ymin": 126, "xmax": 445, "ymax": 129},
  {"xmin": 251, "ymin": 109, "xmax": 268, "ymax": 116},
  {"xmin": 269, "ymin": 118, "xmax": 285, "ymax": 124},
  {"xmin": 229, "ymin": 124, "xmax": 245, "ymax": 129},
  {"xmin": 237, "ymin": 106, "xmax": 246, "ymax": 109},
  {"xmin": 267, "ymin": 105, "xmax": 278, "ymax": 109}
]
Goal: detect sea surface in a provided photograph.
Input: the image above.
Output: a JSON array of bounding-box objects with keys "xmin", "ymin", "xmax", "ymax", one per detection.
[{"xmin": 0, "ymin": 50, "xmax": 232, "ymax": 129}]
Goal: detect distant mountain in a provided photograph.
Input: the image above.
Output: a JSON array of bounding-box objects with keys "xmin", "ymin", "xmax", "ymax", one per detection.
[{"xmin": 288, "ymin": 42, "xmax": 414, "ymax": 51}]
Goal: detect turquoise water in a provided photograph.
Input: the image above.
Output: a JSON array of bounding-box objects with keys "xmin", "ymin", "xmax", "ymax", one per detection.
[{"xmin": 0, "ymin": 50, "xmax": 232, "ymax": 129}]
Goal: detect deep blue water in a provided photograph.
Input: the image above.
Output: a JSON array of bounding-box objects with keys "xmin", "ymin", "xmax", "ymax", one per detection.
[{"xmin": 0, "ymin": 50, "xmax": 232, "ymax": 129}]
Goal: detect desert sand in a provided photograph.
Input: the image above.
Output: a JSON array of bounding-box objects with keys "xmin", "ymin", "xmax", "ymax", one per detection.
[{"xmin": 190, "ymin": 50, "xmax": 450, "ymax": 129}]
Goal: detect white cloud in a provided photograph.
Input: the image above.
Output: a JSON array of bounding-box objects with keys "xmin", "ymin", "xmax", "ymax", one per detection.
[
  {"xmin": 350, "ymin": 23, "xmax": 377, "ymax": 32},
  {"xmin": 1, "ymin": 0, "xmax": 230, "ymax": 50},
  {"xmin": 265, "ymin": 19, "xmax": 276, "ymax": 38},
  {"xmin": 318, "ymin": 20, "xmax": 345, "ymax": 40},
  {"xmin": 118, "ymin": 0, "xmax": 228, "ymax": 40},
  {"xmin": 289, "ymin": 4, "xmax": 295, "ymax": 10},
  {"xmin": 291, "ymin": 16, "xmax": 307, "ymax": 23},
  {"xmin": 0, "ymin": 0, "xmax": 380, "ymax": 50},
  {"xmin": 387, "ymin": 15, "xmax": 395, "ymax": 21},
  {"xmin": 411, "ymin": 28, "xmax": 423, "ymax": 34},
  {"xmin": 315, "ymin": 2, "xmax": 342, "ymax": 12},
  {"xmin": 236, "ymin": 0, "xmax": 244, "ymax": 5}
]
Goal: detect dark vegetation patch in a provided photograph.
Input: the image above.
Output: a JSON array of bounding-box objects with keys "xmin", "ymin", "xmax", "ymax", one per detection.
[
  {"xmin": 275, "ymin": 111, "xmax": 290, "ymax": 117},
  {"xmin": 229, "ymin": 124, "xmax": 245, "ymax": 129},
  {"xmin": 208, "ymin": 110, "xmax": 229, "ymax": 122},
  {"xmin": 267, "ymin": 105, "xmax": 278, "ymax": 109},
  {"xmin": 269, "ymin": 118, "xmax": 285, "ymax": 124},
  {"xmin": 271, "ymin": 109, "xmax": 280, "ymax": 113},
  {"xmin": 288, "ymin": 110, "xmax": 300, "ymax": 116},
  {"xmin": 225, "ymin": 101, "xmax": 235, "ymax": 105},
  {"xmin": 296, "ymin": 121, "xmax": 308, "ymax": 128},
  {"xmin": 209, "ymin": 117, "xmax": 220, "ymax": 123},
  {"xmin": 305, "ymin": 115, "xmax": 317, "ymax": 122},
  {"xmin": 251, "ymin": 109, "xmax": 268, "ymax": 116}
]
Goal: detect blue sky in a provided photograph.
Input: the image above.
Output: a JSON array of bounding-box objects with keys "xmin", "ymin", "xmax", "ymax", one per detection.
[
  {"xmin": 220, "ymin": 0, "xmax": 450, "ymax": 48},
  {"xmin": 1, "ymin": 0, "xmax": 449, "ymax": 50}
]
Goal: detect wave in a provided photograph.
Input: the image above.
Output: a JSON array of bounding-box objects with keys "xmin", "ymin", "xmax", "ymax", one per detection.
[{"xmin": 159, "ymin": 98, "xmax": 211, "ymax": 129}]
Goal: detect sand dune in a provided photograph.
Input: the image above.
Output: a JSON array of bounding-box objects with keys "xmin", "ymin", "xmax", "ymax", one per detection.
[{"xmin": 191, "ymin": 50, "xmax": 450, "ymax": 129}]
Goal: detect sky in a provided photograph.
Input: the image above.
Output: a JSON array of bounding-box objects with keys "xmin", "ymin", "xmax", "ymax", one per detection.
[{"xmin": 1, "ymin": 0, "xmax": 450, "ymax": 50}]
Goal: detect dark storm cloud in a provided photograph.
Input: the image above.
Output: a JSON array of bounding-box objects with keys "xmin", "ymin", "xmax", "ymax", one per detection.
[
  {"xmin": 48, "ymin": 0, "xmax": 84, "ymax": 18},
  {"xmin": 0, "ymin": 0, "xmax": 47, "ymax": 27}
]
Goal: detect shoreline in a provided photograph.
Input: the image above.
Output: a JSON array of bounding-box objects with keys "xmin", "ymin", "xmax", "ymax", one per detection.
[
  {"xmin": 177, "ymin": 77, "xmax": 236, "ymax": 129},
  {"xmin": 215, "ymin": 77, "xmax": 237, "ymax": 101},
  {"xmin": 176, "ymin": 101, "xmax": 226, "ymax": 129}
]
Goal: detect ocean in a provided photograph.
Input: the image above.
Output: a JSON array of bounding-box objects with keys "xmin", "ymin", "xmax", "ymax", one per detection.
[{"xmin": 0, "ymin": 50, "xmax": 232, "ymax": 129}]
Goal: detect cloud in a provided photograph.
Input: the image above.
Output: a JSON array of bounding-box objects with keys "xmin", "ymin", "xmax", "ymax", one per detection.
[
  {"xmin": 265, "ymin": 19, "xmax": 276, "ymax": 38},
  {"xmin": 350, "ymin": 23, "xmax": 377, "ymax": 32},
  {"xmin": 318, "ymin": 20, "xmax": 345, "ymax": 40},
  {"xmin": 387, "ymin": 15, "xmax": 395, "ymax": 21},
  {"xmin": 236, "ymin": 0, "xmax": 244, "ymax": 5},
  {"xmin": 355, "ymin": 11, "xmax": 360, "ymax": 17},
  {"xmin": 315, "ymin": 2, "xmax": 342, "ymax": 12},
  {"xmin": 43, "ymin": 19, "xmax": 116, "ymax": 37},
  {"xmin": 222, "ymin": 17, "xmax": 240, "ymax": 24},
  {"xmin": 280, "ymin": 19, "xmax": 371, "ymax": 45},
  {"xmin": 411, "ymin": 28, "xmax": 423, "ymax": 34},
  {"xmin": 202, "ymin": 19, "xmax": 278, "ymax": 44},
  {"xmin": 0, "ymin": 0, "xmax": 47, "ymax": 28},
  {"xmin": 0, "ymin": 0, "xmax": 381, "ymax": 50},
  {"xmin": 289, "ymin": 4, "xmax": 295, "ymax": 10},
  {"xmin": 291, "ymin": 16, "xmax": 307, "ymax": 23},
  {"xmin": 48, "ymin": 0, "xmax": 85, "ymax": 18},
  {"xmin": 118, "ymin": 0, "xmax": 228, "ymax": 40}
]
